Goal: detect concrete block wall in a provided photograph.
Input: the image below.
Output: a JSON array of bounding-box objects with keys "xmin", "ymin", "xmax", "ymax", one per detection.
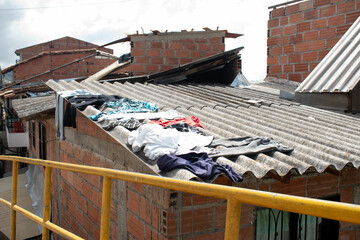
[
  {"xmin": 267, "ymin": 0, "xmax": 360, "ymax": 82},
  {"xmin": 129, "ymin": 31, "xmax": 226, "ymax": 76},
  {"xmin": 13, "ymin": 53, "xmax": 115, "ymax": 83},
  {"xmin": 16, "ymin": 36, "xmax": 113, "ymax": 61}
]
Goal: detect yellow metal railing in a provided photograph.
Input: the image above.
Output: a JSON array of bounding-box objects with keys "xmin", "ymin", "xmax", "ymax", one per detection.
[{"xmin": 1, "ymin": 155, "xmax": 360, "ymax": 240}]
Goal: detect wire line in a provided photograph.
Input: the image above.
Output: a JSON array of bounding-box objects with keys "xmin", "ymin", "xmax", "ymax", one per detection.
[{"xmin": 0, "ymin": 0, "xmax": 130, "ymax": 11}]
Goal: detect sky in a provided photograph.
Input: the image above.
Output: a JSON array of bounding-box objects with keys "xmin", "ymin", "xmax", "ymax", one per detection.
[{"xmin": 0, "ymin": 0, "xmax": 282, "ymax": 80}]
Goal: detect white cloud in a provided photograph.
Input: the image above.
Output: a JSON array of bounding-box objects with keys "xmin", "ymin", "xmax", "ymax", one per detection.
[{"xmin": 0, "ymin": 0, "xmax": 283, "ymax": 80}]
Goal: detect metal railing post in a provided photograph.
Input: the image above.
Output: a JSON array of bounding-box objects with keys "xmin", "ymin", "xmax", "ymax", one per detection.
[
  {"xmin": 42, "ymin": 166, "xmax": 52, "ymax": 240},
  {"xmin": 100, "ymin": 176, "xmax": 112, "ymax": 240},
  {"xmin": 224, "ymin": 199, "xmax": 241, "ymax": 240},
  {"xmin": 10, "ymin": 161, "xmax": 19, "ymax": 240}
]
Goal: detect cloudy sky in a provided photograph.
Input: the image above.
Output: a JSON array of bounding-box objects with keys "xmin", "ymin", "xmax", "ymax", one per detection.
[{"xmin": 0, "ymin": 0, "xmax": 282, "ymax": 80}]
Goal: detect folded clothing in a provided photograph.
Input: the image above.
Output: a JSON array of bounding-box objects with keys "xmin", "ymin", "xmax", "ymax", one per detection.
[
  {"xmin": 128, "ymin": 124, "xmax": 213, "ymax": 161},
  {"xmin": 208, "ymin": 137, "xmax": 293, "ymax": 158},
  {"xmin": 157, "ymin": 152, "xmax": 242, "ymax": 182},
  {"xmin": 164, "ymin": 123, "xmax": 205, "ymax": 135},
  {"xmin": 150, "ymin": 116, "xmax": 204, "ymax": 128}
]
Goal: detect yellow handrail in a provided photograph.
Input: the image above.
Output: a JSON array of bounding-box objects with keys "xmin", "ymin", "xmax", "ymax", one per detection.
[{"xmin": 1, "ymin": 155, "xmax": 360, "ymax": 240}]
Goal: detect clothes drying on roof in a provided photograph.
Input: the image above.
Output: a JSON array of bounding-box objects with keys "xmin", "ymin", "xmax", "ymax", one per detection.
[
  {"xmin": 102, "ymin": 118, "xmax": 142, "ymax": 131},
  {"xmin": 96, "ymin": 110, "xmax": 182, "ymax": 122},
  {"xmin": 150, "ymin": 116, "xmax": 204, "ymax": 128},
  {"xmin": 89, "ymin": 99, "xmax": 159, "ymax": 121},
  {"xmin": 164, "ymin": 123, "xmax": 205, "ymax": 135},
  {"xmin": 128, "ymin": 124, "xmax": 213, "ymax": 161},
  {"xmin": 67, "ymin": 95, "xmax": 124, "ymax": 111},
  {"xmin": 63, "ymin": 94, "xmax": 124, "ymax": 130},
  {"xmin": 157, "ymin": 152, "xmax": 242, "ymax": 183},
  {"xmin": 208, "ymin": 137, "xmax": 293, "ymax": 158},
  {"xmin": 55, "ymin": 89, "xmax": 94, "ymax": 140}
]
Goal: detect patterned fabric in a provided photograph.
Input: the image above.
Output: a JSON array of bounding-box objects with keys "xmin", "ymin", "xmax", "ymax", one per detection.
[
  {"xmin": 104, "ymin": 99, "xmax": 159, "ymax": 113},
  {"xmin": 89, "ymin": 99, "xmax": 159, "ymax": 121},
  {"xmin": 102, "ymin": 118, "xmax": 142, "ymax": 131}
]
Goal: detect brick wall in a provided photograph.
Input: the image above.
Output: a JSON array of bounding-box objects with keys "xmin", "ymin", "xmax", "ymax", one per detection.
[
  {"xmin": 129, "ymin": 31, "xmax": 226, "ymax": 76},
  {"xmin": 28, "ymin": 112, "xmax": 360, "ymax": 239},
  {"xmin": 13, "ymin": 53, "xmax": 115, "ymax": 83},
  {"xmin": 125, "ymin": 168, "xmax": 360, "ymax": 240},
  {"xmin": 267, "ymin": 0, "xmax": 360, "ymax": 82},
  {"xmin": 16, "ymin": 36, "xmax": 113, "ymax": 61}
]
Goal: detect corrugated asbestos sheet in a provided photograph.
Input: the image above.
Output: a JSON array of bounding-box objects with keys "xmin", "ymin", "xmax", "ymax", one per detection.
[
  {"xmin": 45, "ymin": 80, "xmax": 360, "ymax": 182},
  {"xmin": 296, "ymin": 16, "xmax": 360, "ymax": 93},
  {"xmin": 12, "ymin": 95, "xmax": 56, "ymax": 120}
]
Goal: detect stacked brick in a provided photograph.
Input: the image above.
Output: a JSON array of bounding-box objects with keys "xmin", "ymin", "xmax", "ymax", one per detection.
[
  {"xmin": 267, "ymin": 0, "xmax": 360, "ymax": 82},
  {"xmin": 129, "ymin": 31, "xmax": 226, "ymax": 76}
]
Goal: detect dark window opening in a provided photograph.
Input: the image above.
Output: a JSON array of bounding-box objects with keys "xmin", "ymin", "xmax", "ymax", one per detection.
[
  {"xmin": 256, "ymin": 195, "xmax": 340, "ymax": 240},
  {"xmin": 32, "ymin": 121, "xmax": 35, "ymax": 148},
  {"xmin": 38, "ymin": 123, "xmax": 46, "ymax": 160}
]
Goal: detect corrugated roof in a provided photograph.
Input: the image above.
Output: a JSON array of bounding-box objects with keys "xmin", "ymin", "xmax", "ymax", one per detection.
[
  {"xmin": 98, "ymin": 47, "xmax": 243, "ymax": 84},
  {"xmin": 296, "ymin": 16, "xmax": 360, "ymax": 93},
  {"xmin": 0, "ymin": 82, "xmax": 51, "ymax": 99},
  {"xmin": 45, "ymin": 79, "xmax": 360, "ymax": 182},
  {"xmin": 12, "ymin": 95, "xmax": 56, "ymax": 120}
]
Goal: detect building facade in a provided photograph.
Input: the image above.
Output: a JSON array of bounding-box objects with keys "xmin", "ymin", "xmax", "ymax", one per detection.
[{"xmin": 267, "ymin": 0, "xmax": 360, "ymax": 82}]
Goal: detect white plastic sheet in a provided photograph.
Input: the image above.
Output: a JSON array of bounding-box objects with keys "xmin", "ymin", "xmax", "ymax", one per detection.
[{"xmin": 25, "ymin": 165, "xmax": 45, "ymax": 233}]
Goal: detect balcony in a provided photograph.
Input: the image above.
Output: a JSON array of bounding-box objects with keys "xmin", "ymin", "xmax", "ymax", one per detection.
[{"xmin": 5, "ymin": 120, "xmax": 28, "ymax": 148}]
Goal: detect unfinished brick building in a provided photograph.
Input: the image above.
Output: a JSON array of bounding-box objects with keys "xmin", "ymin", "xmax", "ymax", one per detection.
[
  {"xmin": 127, "ymin": 30, "xmax": 234, "ymax": 76},
  {"xmin": 1, "ymin": 37, "xmax": 116, "ymax": 85},
  {"xmin": 8, "ymin": 28, "xmax": 360, "ymax": 240},
  {"xmin": 15, "ymin": 36, "xmax": 112, "ymax": 62},
  {"xmin": 267, "ymin": 0, "xmax": 360, "ymax": 82}
]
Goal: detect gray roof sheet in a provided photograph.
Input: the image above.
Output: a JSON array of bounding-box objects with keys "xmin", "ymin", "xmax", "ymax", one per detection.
[
  {"xmin": 296, "ymin": 16, "xmax": 360, "ymax": 93},
  {"xmin": 12, "ymin": 95, "xmax": 56, "ymax": 120},
  {"xmin": 45, "ymin": 80, "xmax": 360, "ymax": 181}
]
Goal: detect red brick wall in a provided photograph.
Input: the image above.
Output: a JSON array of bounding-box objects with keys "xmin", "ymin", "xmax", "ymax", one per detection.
[
  {"xmin": 129, "ymin": 32, "xmax": 226, "ymax": 76},
  {"xmin": 126, "ymin": 168, "xmax": 360, "ymax": 240},
  {"xmin": 237, "ymin": 169, "xmax": 360, "ymax": 240},
  {"xmin": 13, "ymin": 53, "xmax": 115, "ymax": 83},
  {"xmin": 16, "ymin": 37, "xmax": 113, "ymax": 61},
  {"xmin": 126, "ymin": 180, "xmax": 231, "ymax": 240},
  {"xmin": 29, "ymin": 115, "xmax": 123, "ymax": 239},
  {"xmin": 267, "ymin": 0, "xmax": 360, "ymax": 82},
  {"xmin": 28, "ymin": 113, "xmax": 360, "ymax": 239}
]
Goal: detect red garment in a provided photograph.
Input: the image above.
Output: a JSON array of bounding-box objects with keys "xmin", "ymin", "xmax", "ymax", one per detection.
[
  {"xmin": 150, "ymin": 116, "xmax": 204, "ymax": 128},
  {"xmin": 13, "ymin": 121, "xmax": 24, "ymax": 133}
]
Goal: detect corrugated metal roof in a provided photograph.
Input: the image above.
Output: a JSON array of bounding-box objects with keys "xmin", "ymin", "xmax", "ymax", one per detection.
[
  {"xmin": 45, "ymin": 79, "xmax": 360, "ymax": 182},
  {"xmin": 296, "ymin": 16, "xmax": 360, "ymax": 93},
  {"xmin": 98, "ymin": 47, "xmax": 243, "ymax": 84}
]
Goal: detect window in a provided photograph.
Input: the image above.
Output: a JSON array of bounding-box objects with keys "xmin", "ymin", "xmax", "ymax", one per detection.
[
  {"xmin": 38, "ymin": 123, "xmax": 46, "ymax": 159},
  {"xmin": 256, "ymin": 195, "xmax": 339, "ymax": 240}
]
